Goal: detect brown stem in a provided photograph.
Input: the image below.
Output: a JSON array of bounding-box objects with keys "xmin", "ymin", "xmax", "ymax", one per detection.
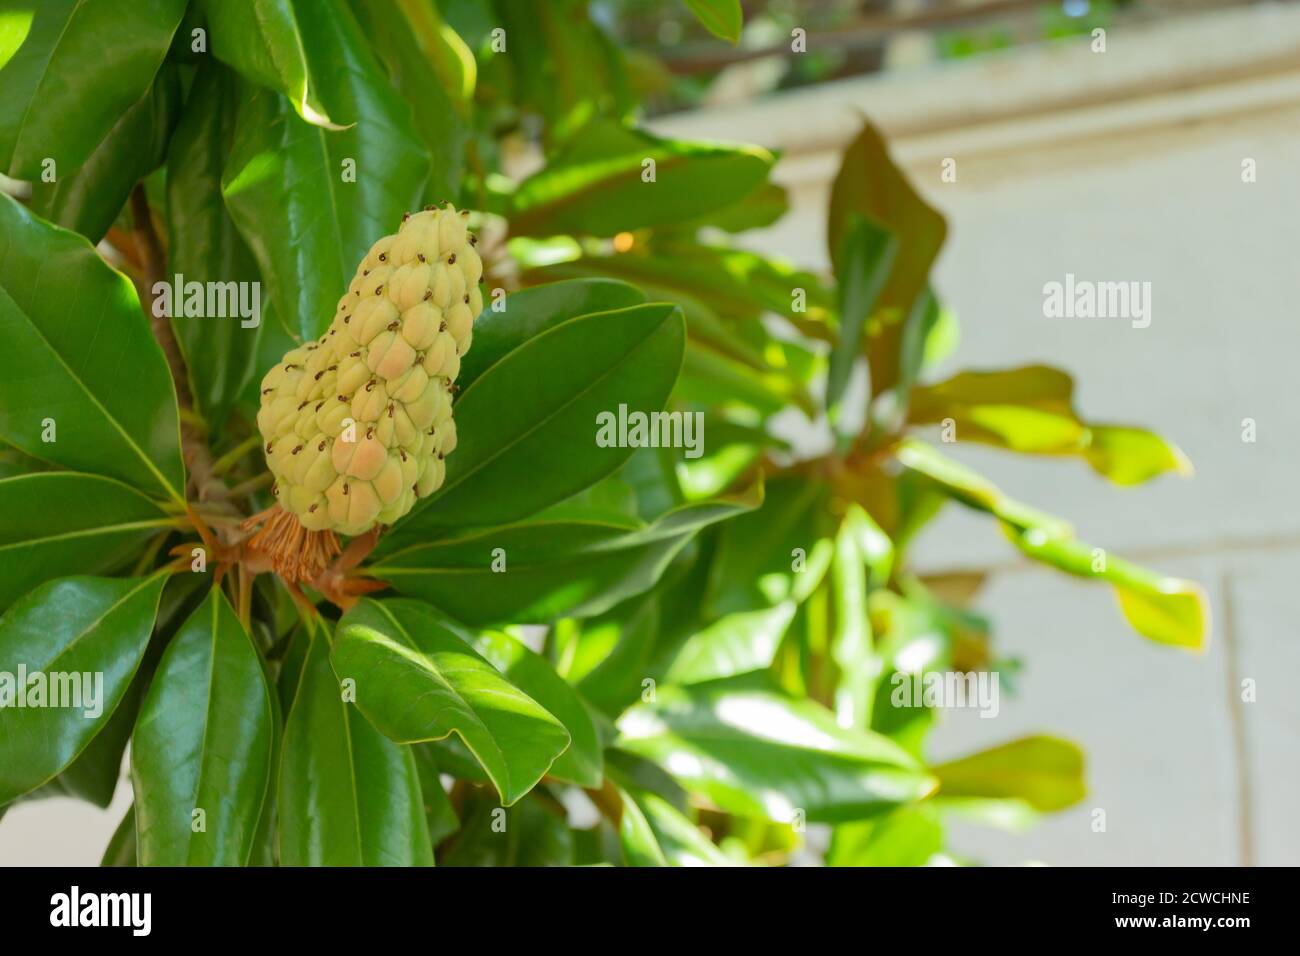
[{"xmin": 131, "ymin": 185, "xmax": 244, "ymax": 545}]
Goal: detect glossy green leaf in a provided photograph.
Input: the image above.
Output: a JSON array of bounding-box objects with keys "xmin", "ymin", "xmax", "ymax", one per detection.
[
  {"xmin": 132, "ymin": 589, "xmax": 275, "ymax": 866},
  {"xmin": 0, "ymin": 573, "xmax": 166, "ymax": 805},
  {"xmin": 618, "ymin": 785, "xmax": 732, "ymax": 866},
  {"xmin": 165, "ymin": 61, "xmax": 265, "ymax": 432},
  {"xmin": 372, "ymin": 483, "xmax": 761, "ymax": 625},
  {"xmin": 350, "ymin": 0, "xmax": 466, "ymax": 203},
  {"xmin": 932, "ymin": 735, "xmax": 1086, "ymax": 813},
  {"xmin": 458, "ymin": 278, "xmax": 647, "ymax": 390},
  {"xmin": 510, "ymin": 120, "xmax": 775, "ymax": 238},
  {"xmin": 331, "ymin": 599, "xmax": 570, "ymax": 805},
  {"xmin": 0, "ymin": 474, "xmax": 173, "ymax": 610},
  {"xmin": 0, "ymin": 197, "xmax": 185, "ymax": 504},
  {"xmin": 683, "ymin": 0, "xmax": 743, "ymax": 44},
  {"xmin": 28, "ymin": 65, "xmax": 181, "ymax": 243},
  {"xmin": 909, "ymin": 366, "xmax": 1191, "ymax": 484},
  {"xmin": 616, "ymin": 686, "xmax": 936, "ymax": 823},
  {"xmin": 472, "ymin": 631, "xmax": 603, "ymax": 787},
  {"xmin": 897, "ymin": 439, "xmax": 1208, "ymax": 649},
  {"xmin": 828, "ymin": 216, "xmax": 897, "ymax": 417},
  {"xmin": 221, "ymin": 7, "xmax": 428, "ymax": 341},
  {"xmin": 665, "ymin": 602, "xmax": 796, "ymax": 686},
  {"xmin": 389, "ymin": 302, "xmax": 686, "ymax": 536},
  {"xmin": 201, "ymin": 0, "xmax": 343, "ymax": 128},
  {"xmin": 412, "ymin": 744, "xmax": 459, "ymax": 846},
  {"xmin": 0, "ymin": 0, "xmax": 186, "ymax": 178},
  {"xmin": 279, "ymin": 627, "xmax": 432, "ymax": 865}
]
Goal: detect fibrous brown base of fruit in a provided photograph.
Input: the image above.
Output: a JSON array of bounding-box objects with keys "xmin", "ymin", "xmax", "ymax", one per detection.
[{"xmin": 241, "ymin": 503, "xmax": 342, "ymax": 584}]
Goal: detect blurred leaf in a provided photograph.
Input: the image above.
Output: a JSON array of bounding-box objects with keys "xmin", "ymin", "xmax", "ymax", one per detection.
[
  {"xmin": 372, "ymin": 483, "xmax": 761, "ymax": 625},
  {"xmin": 618, "ymin": 785, "xmax": 732, "ymax": 866},
  {"xmin": 510, "ymin": 120, "xmax": 774, "ymax": 238},
  {"xmin": 932, "ymin": 735, "xmax": 1086, "ymax": 812},
  {"xmin": 683, "ymin": 0, "xmax": 743, "ymax": 44},
  {"xmin": 910, "ymin": 366, "xmax": 1190, "ymax": 484},
  {"xmin": 388, "ymin": 303, "xmax": 685, "ymax": 537},
  {"xmin": 706, "ymin": 476, "xmax": 834, "ymax": 616},
  {"xmin": 830, "ymin": 504, "xmax": 891, "ymax": 728},
  {"xmin": 458, "ymin": 278, "xmax": 647, "ymax": 390},
  {"xmin": 132, "ymin": 589, "xmax": 275, "ymax": 866},
  {"xmin": 202, "ymin": 0, "xmax": 344, "ymax": 128},
  {"xmin": 279, "ymin": 627, "xmax": 433, "ymax": 865},
  {"xmin": 665, "ymin": 602, "xmax": 797, "ymax": 686},
  {"xmin": 28, "ymin": 65, "xmax": 181, "ymax": 242},
  {"xmin": 0, "ymin": 474, "xmax": 172, "ymax": 610},
  {"xmin": 0, "ymin": 196, "xmax": 185, "ymax": 504},
  {"xmin": 828, "ymin": 803, "xmax": 942, "ymax": 866},
  {"xmin": 441, "ymin": 791, "xmax": 572, "ymax": 866},
  {"xmin": 412, "ymin": 745, "xmax": 460, "ymax": 846},
  {"xmin": 0, "ymin": 573, "xmax": 166, "ymax": 805},
  {"xmin": 332, "ymin": 598, "xmax": 570, "ymax": 805},
  {"xmin": 828, "ymin": 216, "xmax": 897, "ymax": 418},
  {"xmin": 617, "ymin": 686, "xmax": 936, "ymax": 823},
  {"xmin": 0, "ymin": 0, "xmax": 186, "ymax": 178},
  {"xmin": 165, "ymin": 61, "xmax": 264, "ymax": 432},
  {"xmin": 221, "ymin": 4, "xmax": 428, "ymax": 341},
  {"xmin": 897, "ymin": 440, "xmax": 1208, "ymax": 649},
  {"xmin": 828, "ymin": 120, "xmax": 946, "ymax": 397},
  {"xmin": 101, "ymin": 805, "xmax": 137, "ymax": 867}
]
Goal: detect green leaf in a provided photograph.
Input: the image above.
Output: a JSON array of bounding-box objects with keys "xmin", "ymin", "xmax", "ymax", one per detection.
[
  {"xmin": 827, "ymin": 120, "xmax": 946, "ymax": 396},
  {"xmin": 828, "ymin": 216, "xmax": 897, "ymax": 418},
  {"xmin": 909, "ymin": 366, "xmax": 1191, "ymax": 484},
  {"xmin": 472, "ymin": 631, "xmax": 603, "ymax": 788},
  {"xmin": 458, "ymin": 278, "xmax": 647, "ymax": 390},
  {"xmin": 0, "ymin": 573, "xmax": 166, "ymax": 805},
  {"xmin": 201, "ymin": 0, "xmax": 344, "ymax": 128},
  {"xmin": 897, "ymin": 439, "xmax": 1208, "ymax": 649},
  {"xmin": 510, "ymin": 120, "xmax": 775, "ymax": 238},
  {"xmin": 440, "ymin": 791, "xmax": 573, "ymax": 866},
  {"xmin": 372, "ymin": 483, "xmax": 762, "ymax": 625},
  {"xmin": 165, "ymin": 61, "xmax": 265, "ymax": 432},
  {"xmin": 932, "ymin": 735, "xmax": 1086, "ymax": 813},
  {"xmin": 28, "ymin": 65, "xmax": 181, "ymax": 243},
  {"xmin": 349, "ymin": 0, "xmax": 467, "ymax": 203},
  {"xmin": 830, "ymin": 504, "xmax": 890, "ymax": 728},
  {"xmin": 828, "ymin": 804, "xmax": 942, "ymax": 866},
  {"xmin": 618, "ymin": 785, "xmax": 732, "ymax": 866},
  {"xmin": 388, "ymin": 302, "xmax": 686, "ymax": 536},
  {"xmin": 0, "ymin": 197, "xmax": 185, "ymax": 504},
  {"xmin": 221, "ymin": 6, "xmax": 428, "ymax": 341},
  {"xmin": 412, "ymin": 744, "xmax": 459, "ymax": 846},
  {"xmin": 665, "ymin": 602, "xmax": 797, "ymax": 686},
  {"xmin": 0, "ymin": 474, "xmax": 173, "ymax": 610},
  {"xmin": 0, "ymin": 0, "xmax": 186, "ymax": 178},
  {"xmin": 331, "ymin": 598, "xmax": 570, "ymax": 805},
  {"xmin": 616, "ymin": 686, "xmax": 936, "ymax": 823},
  {"xmin": 705, "ymin": 476, "xmax": 834, "ymax": 616},
  {"xmin": 683, "ymin": 0, "xmax": 743, "ymax": 44},
  {"xmin": 102, "ymin": 805, "xmax": 138, "ymax": 867},
  {"xmin": 132, "ymin": 589, "xmax": 275, "ymax": 866},
  {"xmin": 279, "ymin": 626, "xmax": 433, "ymax": 865}
]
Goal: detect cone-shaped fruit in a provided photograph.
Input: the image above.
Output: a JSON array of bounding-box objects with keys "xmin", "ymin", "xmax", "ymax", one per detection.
[{"xmin": 255, "ymin": 204, "xmax": 483, "ymax": 539}]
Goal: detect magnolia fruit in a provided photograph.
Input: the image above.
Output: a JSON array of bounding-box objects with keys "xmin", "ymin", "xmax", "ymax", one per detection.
[{"xmin": 246, "ymin": 204, "xmax": 482, "ymax": 579}]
